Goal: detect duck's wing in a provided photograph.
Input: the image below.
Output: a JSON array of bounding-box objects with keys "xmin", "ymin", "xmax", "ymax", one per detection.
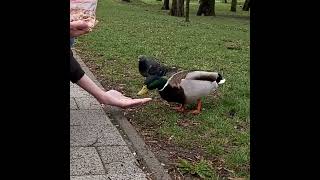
[
  {"xmin": 184, "ymin": 71, "xmax": 220, "ymax": 82},
  {"xmin": 168, "ymin": 71, "xmax": 190, "ymax": 88},
  {"xmin": 164, "ymin": 66, "xmax": 180, "ymax": 78}
]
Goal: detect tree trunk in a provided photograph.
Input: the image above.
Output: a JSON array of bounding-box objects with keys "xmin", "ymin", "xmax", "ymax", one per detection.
[
  {"xmin": 170, "ymin": 0, "xmax": 185, "ymax": 17},
  {"xmin": 224, "ymin": 0, "xmax": 227, "ymax": 3},
  {"xmin": 122, "ymin": 0, "xmax": 130, "ymax": 2},
  {"xmin": 162, "ymin": 0, "xmax": 170, "ymax": 10},
  {"xmin": 197, "ymin": 0, "xmax": 215, "ymax": 16},
  {"xmin": 231, "ymin": 0, "xmax": 237, "ymax": 12},
  {"xmin": 242, "ymin": 0, "xmax": 250, "ymax": 11},
  {"xmin": 186, "ymin": 0, "xmax": 190, "ymax": 22}
]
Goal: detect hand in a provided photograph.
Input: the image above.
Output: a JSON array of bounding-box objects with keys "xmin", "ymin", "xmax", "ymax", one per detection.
[
  {"xmin": 97, "ymin": 90, "xmax": 152, "ymax": 108},
  {"xmin": 70, "ymin": 21, "xmax": 90, "ymax": 37}
]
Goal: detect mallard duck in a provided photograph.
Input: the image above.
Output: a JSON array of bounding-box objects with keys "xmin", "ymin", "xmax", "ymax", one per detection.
[
  {"xmin": 138, "ymin": 55, "xmax": 179, "ymax": 78},
  {"xmin": 137, "ymin": 70, "xmax": 226, "ymax": 114}
]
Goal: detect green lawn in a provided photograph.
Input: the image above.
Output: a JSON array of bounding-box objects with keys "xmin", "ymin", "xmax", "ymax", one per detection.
[{"xmin": 75, "ymin": 0, "xmax": 249, "ymax": 178}]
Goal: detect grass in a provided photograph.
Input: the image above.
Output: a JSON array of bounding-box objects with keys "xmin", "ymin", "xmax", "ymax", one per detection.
[
  {"xmin": 75, "ymin": 0, "xmax": 249, "ymax": 178},
  {"xmin": 178, "ymin": 159, "xmax": 217, "ymax": 179}
]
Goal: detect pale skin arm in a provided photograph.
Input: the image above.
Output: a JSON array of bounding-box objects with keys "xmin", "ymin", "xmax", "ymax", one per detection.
[{"xmin": 76, "ymin": 74, "xmax": 152, "ymax": 108}]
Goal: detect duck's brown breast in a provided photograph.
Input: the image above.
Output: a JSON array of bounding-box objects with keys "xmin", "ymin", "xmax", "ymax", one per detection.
[{"xmin": 159, "ymin": 85, "xmax": 186, "ymax": 104}]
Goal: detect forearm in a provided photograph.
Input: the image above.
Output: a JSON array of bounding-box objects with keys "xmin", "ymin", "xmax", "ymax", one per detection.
[
  {"xmin": 70, "ymin": 50, "xmax": 104, "ymax": 102},
  {"xmin": 76, "ymin": 74, "xmax": 104, "ymax": 103}
]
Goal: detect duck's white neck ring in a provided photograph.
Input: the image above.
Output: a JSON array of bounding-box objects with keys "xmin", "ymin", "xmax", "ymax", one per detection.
[
  {"xmin": 159, "ymin": 81, "xmax": 169, "ymax": 91},
  {"xmin": 158, "ymin": 71, "xmax": 181, "ymax": 91}
]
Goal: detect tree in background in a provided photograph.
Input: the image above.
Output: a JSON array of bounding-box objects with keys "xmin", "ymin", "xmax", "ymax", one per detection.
[
  {"xmin": 242, "ymin": 0, "xmax": 250, "ymax": 11},
  {"xmin": 170, "ymin": 0, "xmax": 185, "ymax": 17},
  {"xmin": 186, "ymin": 0, "xmax": 190, "ymax": 22},
  {"xmin": 197, "ymin": 0, "xmax": 215, "ymax": 16},
  {"xmin": 231, "ymin": 0, "xmax": 237, "ymax": 12},
  {"xmin": 162, "ymin": 0, "xmax": 170, "ymax": 10}
]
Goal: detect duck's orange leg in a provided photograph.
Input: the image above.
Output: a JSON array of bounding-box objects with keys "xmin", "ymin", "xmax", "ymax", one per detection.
[{"xmin": 190, "ymin": 99, "xmax": 202, "ymax": 115}]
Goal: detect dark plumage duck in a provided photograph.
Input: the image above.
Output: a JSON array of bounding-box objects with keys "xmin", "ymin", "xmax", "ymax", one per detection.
[
  {"xmin": 137, "ymin": 70, "xmax": 226, "ymax": 114},
  {"xmin": 138, "ymin": 55, "xmax": 179, "ymax": 78}
]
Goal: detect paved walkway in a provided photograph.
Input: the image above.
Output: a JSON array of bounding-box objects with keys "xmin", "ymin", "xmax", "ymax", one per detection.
[{"xmin": 70, "ymin": 52, "xmax": 147, "ymax": 180}]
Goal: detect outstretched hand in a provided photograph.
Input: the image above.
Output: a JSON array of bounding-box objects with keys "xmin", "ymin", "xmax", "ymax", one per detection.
[{"xmin": 98, "ymin": 90, "xmax": 152, "ymax": 108}]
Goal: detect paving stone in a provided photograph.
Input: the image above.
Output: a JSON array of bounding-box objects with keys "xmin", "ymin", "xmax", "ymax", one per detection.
[
  {"xmin": 107, "ymin": 173, "xmax": 147, "ymax": 180},
  {"xmin": 70, "ymin": 110, "xmax": 113, "ymax": 126},
  {"xmin": 70, "ymin": 147, "xmax": 105, "ymax": 176},
  {"xmin": 70, "ymin": 97, "xmax": 78, "ymax": 110},
  {"xmin": 70, "ymin": 175, "xmax": 109, "ymax": 180},
  {"xmin": 74, "ymin": 97, "xmax": 102, "ymax": 110},
  {"xmin": 105, "ymin": 161, "xmax": 144, "ymax": 175},
  {"xmin": 97, "ymin": 146, "xmax": 137, "ymax": 164},
  {"xmin": 71, "ymin": 125, "xmax": 126, "ymax": 147}
]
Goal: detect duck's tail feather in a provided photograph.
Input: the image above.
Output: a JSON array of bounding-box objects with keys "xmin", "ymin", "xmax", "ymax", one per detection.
[{"xmin": 218, "ymin": 79, "xmax": 226, "ymax": 84}]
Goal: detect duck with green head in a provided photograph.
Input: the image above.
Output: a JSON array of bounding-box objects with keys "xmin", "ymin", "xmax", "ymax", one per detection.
[{"xmin": 137, "ymin": 70, "xmax": 226, "ymax": 114}]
